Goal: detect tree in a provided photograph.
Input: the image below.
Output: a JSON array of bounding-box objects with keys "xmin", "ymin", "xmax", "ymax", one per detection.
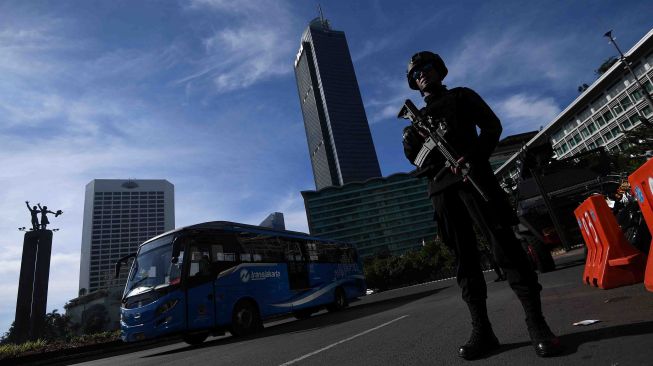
[
  {"xmin": 1, "ymin": 322, "xmax": 17, "ymax": 344},
  {"xmin": 612, "ymin": 123, "xmax": 653, "ymax": 172},
  {"xmin": 595, "ymin": 56, "xmax": 618, "ymax": 77},
  {"xmin": 1, "ymin": 309, "xmax": 75, "ymax": 344},
  {"xmin": 363, "ymin": 237, "xmax": 455, "ymax": 291},
  {"xmin": 81, "ymin": 304, "xmax": 109, "ymax": 335},
  {"xmin": 41, "ymin": 309, "xmax": 74, "ymax": 341}
]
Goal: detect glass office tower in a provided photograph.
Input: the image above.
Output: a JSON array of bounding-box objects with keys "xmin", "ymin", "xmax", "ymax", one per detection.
[
  {"xmin": 302, "ymin": 173, "xmax": 436, "ymax": 258},
  {"xmin": 294, "ymin": 17, "xmax": 381, "ymax": 190}
]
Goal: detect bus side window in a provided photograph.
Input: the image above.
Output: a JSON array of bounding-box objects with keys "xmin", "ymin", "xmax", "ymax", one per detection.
[
  {"xmin": 189, "ymin": 247, "xmax": 212, "ymax": 278},
  {"xmin": 305, "ymin": 242, "xmax": 319, "ymax": 262},
  {"xmin": 239, "ymin": 232, "xmax": 284, "ymax": 262},
  {"xmin": 211, "ymin": 237, "xmax": 241, "ymax": 272},
  {"xmin": 283, "ymin": 240, "xmax": 304, "ymax": 262},
  {"xmin": 318, "ymin": 243, "xmax": 339, "ymax": 263},
  {"xmin": 339, "ymin": 247, "xmax": 355, "ymax": 264}
]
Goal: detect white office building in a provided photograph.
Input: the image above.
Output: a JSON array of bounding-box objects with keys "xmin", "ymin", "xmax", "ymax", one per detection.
[
  {"xmin": 497, "ymin": 28, "xmax": 653, "ymax": 180},
  {"xmin": 78, "ymin": 179, "xmax": 174, "ymax": 293}
]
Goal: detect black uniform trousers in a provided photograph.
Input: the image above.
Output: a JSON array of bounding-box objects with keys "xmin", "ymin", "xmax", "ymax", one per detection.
[{"xmin": 431, "ymin": 182, "xmax": 542, "ymax": 304}]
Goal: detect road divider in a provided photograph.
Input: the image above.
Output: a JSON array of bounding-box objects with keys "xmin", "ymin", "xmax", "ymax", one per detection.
[
  {"xmin": 574, "ymin": 194, "xmax": 645, "ymax": 289},
  {"xmin": 628, "ymin": 158, "xmax": 653, "ymax": 292}
]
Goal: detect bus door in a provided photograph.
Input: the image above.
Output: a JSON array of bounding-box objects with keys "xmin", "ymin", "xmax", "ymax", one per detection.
[
  {"xmin": 186, "ymin": 244, "xmax": 217, "ymax": 330},
  {"xmin": 284, "ymin": 240, "xmax": 309, "ymax": 290}
]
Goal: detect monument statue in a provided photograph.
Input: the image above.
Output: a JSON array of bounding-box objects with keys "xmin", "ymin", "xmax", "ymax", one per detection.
[
  {"xmin": 36, "ymin": 203, "xmax": 62, "ymax": 230},
  {"xmin": 25, "ymin": 201, "xmax": 62, "ymax": 231},
  {"xmin": 15, "ymin": 200, "xmax": 62, "ymax": 342},
  {"xmin": 25, "ymin": 201, "xmax": 39, "ymax": 231}
]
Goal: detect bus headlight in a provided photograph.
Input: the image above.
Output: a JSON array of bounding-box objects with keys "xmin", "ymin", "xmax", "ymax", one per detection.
[{"xmin": 157, "ymin": 299, "xmax": 179, "ymax": 314}]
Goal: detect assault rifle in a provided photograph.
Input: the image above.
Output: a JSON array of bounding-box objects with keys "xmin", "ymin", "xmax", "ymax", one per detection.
[{"xmin": 398, "ymin": 99, "xmax": 489, "ymax": 202}]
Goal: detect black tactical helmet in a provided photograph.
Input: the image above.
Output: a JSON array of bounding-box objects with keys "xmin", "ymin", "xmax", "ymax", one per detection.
[{"xmin": 407, "ymin": 51, "xmax": 448, "ymax": 90}]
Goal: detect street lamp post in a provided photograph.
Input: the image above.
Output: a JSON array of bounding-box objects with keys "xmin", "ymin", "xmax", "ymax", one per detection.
[{"xmin": 604, "ymin": 30, "xmax": 653, "ymax": 126}]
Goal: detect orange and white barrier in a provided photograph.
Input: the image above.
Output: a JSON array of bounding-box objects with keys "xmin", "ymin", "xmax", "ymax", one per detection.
[
  {"xmin": 628, "ymin": 159, "xmax": 653, "ymax": 292},
  {"xmin": 574, "ymin": 195, "xmax": 645, "ymax": 289}
]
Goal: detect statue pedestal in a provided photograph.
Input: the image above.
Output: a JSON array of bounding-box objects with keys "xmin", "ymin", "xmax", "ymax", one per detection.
[{"xmin": 14, "ymin": 230, "xmax": 53, "ymax": 342}]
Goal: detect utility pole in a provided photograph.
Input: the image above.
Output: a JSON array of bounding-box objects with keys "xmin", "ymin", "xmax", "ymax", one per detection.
[{"xmin": 604, "ymin": 30, "xmax": 653, "ymax": 126}]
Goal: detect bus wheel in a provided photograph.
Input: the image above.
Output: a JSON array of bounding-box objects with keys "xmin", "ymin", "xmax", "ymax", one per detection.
[
  {"xmin": 230, "ymin": 300, "xmax": 261, "ymax": 337},
  {"xmin": 183, "ymin": 331, "xmax": 209, "ymax": 345},
  {"xmin": 327, "ymin": 287, "xmax": 348, "ymax": 312}
]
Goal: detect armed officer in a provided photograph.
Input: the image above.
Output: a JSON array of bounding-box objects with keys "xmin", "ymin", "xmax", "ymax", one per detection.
[{"xmin": 401, "ymin": 51, "xmax": 561, "ymax": 359}]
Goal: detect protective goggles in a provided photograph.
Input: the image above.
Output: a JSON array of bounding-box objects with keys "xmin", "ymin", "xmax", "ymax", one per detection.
[{"xmin": 410, "ymin": 63, "xmax": 434, "ymax": 82}]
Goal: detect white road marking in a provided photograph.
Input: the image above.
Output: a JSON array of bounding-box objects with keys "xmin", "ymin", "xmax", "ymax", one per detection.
[{"xmin": 278, "ymin": 315, "xmax": 409, "ymax": 366}]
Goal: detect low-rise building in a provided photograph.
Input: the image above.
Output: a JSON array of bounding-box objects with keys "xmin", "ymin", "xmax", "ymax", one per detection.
[
  {"xmin": 64, "ymin": 287, "xmax": 123, "ymax": 333},
  {"xmin": 497, "ymin": 28, "xmax": 653, "ymax": 181}
]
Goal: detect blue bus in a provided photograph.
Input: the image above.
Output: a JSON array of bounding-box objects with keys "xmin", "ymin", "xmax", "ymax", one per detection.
[{"xmin": 116, "ymin": 221, "xmax": 366, "ymax": 345}]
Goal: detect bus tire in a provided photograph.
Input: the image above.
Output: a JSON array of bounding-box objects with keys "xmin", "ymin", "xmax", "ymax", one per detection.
[
  {"xmin": 327, "ymin": 287, "xmax": 348, "ymax": 312},
  {"xmin": 183, "ymin": 331, "xmax": 209, "ymax": 345},
  {"xmin": 230, "ymin": 300, "xmax": 261, "ymax": 337}
]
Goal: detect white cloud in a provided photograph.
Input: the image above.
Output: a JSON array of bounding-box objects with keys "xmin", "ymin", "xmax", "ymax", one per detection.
[
  {"xmin": 0, "ymin": 19, "xmax": 74, "ymax": 76},
  {"xmin": 229, "ymin": 190, "xmax": 309, "ymax": 233},
  {"xmin": 178, "ymin": 0, "xmax": 297, "ymax": 93},
  {"xmin": 0, "ymin": 246, "xmax": 22, "ymax": 276},
  {"xmin": 446, "ymin": 27, "xmax": 578, "ymax": 89},
  {"xmin": 493, "ymin": 93, "xmax": 561, "ymax": 133},
  {"xmin": 364, "ymin": 75, "xmax": 414, "ymax": 125},
  {"xmin": 269, "ymin": 192, "xmax": 309, "ymax": 233},
  {"xmin": 353, "ymin": 38, "xmax": 395, "ymax": 62}
]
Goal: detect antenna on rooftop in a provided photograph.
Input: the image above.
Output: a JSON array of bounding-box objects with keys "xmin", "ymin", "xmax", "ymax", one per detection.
[{"xmin": 317, "ymin": 4, "xmax": 329, "ymax": 29}]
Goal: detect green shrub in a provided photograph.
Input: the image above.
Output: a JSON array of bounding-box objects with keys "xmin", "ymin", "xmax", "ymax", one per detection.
[
  {"xmin": 0, "ymin": 339, "xmax": 47, "ymax": 359},
  {"xmin": 364, "ymin": 238, "xmax": 455, "ymax": 291},
  {"xmin": 0, "ymin": 331, "xmax": 120, "ymax": 360}
]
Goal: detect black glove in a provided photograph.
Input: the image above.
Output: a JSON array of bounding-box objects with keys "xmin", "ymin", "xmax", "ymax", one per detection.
[
  {"xmin": 402, "ymin": 126, "xmax": 424, "ymax": 163},
  {"xmin": 403, "ymin": 125, "xmax": 438, "ymax": 178}
]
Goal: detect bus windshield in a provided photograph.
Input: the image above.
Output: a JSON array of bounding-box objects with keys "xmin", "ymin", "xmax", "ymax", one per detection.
[{"xmin": 124, "ymin": 235, "xmax": 181, "ymax": 298}]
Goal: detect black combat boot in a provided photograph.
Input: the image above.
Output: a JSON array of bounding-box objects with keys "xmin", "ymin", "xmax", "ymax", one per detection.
[
  {"xmin": 458, "ymin": 301, "xmax": 500, "ymax": 360},
  {"xmin": 520, "ymin": 295, "xmax": 562, "ymax": 357},
  {"xmin": 526, "ymin": 318, "xmax": 562, "ymax": 357}
]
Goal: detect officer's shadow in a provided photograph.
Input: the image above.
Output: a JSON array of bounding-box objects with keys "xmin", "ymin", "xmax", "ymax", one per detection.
[
  {"xmin": 481, "ymin": 320, "xmax": 653, "ymax": 358},
  {"xmin": 555, "ymin": 320, "xmax": 653, "ymax": 356}
]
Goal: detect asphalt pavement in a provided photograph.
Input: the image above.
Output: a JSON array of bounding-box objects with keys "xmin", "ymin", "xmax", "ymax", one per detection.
[{"xmin": 61, "ymin": 248, "xmax": 653, "ymax": 366}]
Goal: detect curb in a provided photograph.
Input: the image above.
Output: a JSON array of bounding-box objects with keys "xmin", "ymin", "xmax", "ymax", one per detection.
[{"xmin": 2, "ymin": 336, "xmax": 181, "ymax": 366}]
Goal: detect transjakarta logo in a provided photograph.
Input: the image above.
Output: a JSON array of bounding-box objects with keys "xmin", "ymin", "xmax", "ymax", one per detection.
[{"xmin": 239, "ymin": 268, "xmax": 281, "ymax": 283}]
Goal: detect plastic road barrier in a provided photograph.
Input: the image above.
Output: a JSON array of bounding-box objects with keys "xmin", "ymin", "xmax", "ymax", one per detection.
[
  {"xmin": 574, "ymin": 195, "xmax": 645, "ymax": 289},
  {"xmin": 628, "ymin": 158, "xmax": 653, "ymax": 292}
]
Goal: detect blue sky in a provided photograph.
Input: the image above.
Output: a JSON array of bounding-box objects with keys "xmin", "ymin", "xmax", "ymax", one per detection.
[{"xmin": 0, "ymin": 0, "xmax": 651, "ymax": 334}]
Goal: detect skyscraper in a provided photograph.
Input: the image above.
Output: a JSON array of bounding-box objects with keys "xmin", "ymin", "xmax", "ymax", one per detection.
[
  {"xmin": 259, "ymin": 212, "xmax": 286, "ymax": 231},
  {"xmin": 294, "ymin": 17, "xmax": 381, "ymax": 190},
  {"xmin": 78, "ymin": 179, "xmax": 174, "ymax": 293}
]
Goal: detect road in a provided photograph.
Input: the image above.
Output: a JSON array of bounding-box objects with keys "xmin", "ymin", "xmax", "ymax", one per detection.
[{"xmin": 69, "ymin": 249, "xmax": 653, "ymax": 366}]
